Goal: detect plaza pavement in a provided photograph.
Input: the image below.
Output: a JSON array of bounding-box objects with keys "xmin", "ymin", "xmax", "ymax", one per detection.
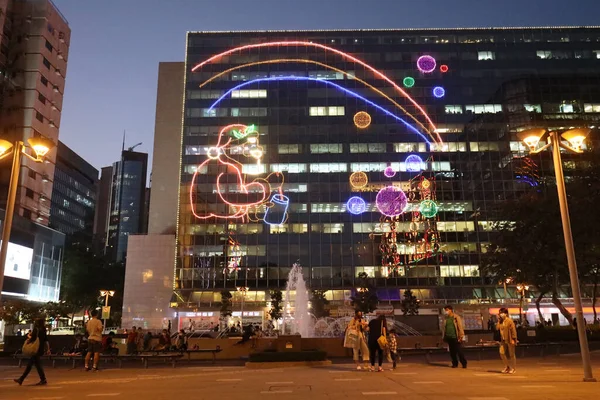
[{"xmin": 1, "ymin": 352, "xmax": 599, "ymax": 400}]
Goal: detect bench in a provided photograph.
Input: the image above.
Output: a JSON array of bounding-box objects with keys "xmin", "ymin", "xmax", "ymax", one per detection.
[
  {"xmin": 14, "ymin": 353, "xmax": 83, "ymax": 369},
  {"xmin": 184, "ymin": 349, "xmax": 223, "ymax": 364},
  {"xmin": 14, "ymin": 352, "xmax": 183, "ymax": 369}
]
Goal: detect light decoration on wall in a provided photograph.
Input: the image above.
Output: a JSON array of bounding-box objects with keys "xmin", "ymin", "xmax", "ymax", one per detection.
[
  {"xmin": 350, "ymin": 171, "xmax": 368, "ymax": 189},
  {"xmin": 403, "ymin": 77, "xmax": 415, "ymax": 88},
  {"xmin": 419, "ymin": 199, "xmax": 439, "ymax": 218},
  {"xmin": 405, "ymin": 154, "xmax": 424, "ymax": 172},
  {"xmin": 433, "ymin": 86, "xmax": 446, "ymax": 98},
  {"xmin": 353, "ymin": 111, "xmax": 372, "ymax": 129},
  {"xmin": 376, "ymin": 186, "xmax": 408, "ymax": 217},
  {"xmin": 384, "ymin": 166, "xmax": 396, "ymax": 178},
  {"xmin": 206, "ymin": 76, "xmax": 433, "ymax": 145},
  {"xmin": 197, "ymin": 58, "xmax": 434, "ymax": 140},
  {"xmin": 416, "ymin": 55, "xmax": 436, "ymax": 73},
  {"xmin": 440, "ymin": 64, "xmax": 449, "ymax": 73},
  {"xmin": 191, "ymin": 41, "xmax": 439, "ymax": 136},
  {"xmin": 346, "ymin": 196, "xmax": 367, "ymax": 215},
  {"xmin": 264, "ymin": 194, "xmax": 290, "ymax": 225}
]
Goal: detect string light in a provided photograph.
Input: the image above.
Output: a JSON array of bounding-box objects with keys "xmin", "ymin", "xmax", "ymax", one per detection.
[
  {"xmin": 376, "ymin": 186, "xmax": 408, "ymax": 217},
  {"xmin": 190, "ymin": 41, "xmax": 439, "ymax": 137},
  {"xmin": 350, "ymin": 171, "xmax": 368, "ymax": 189},
  {"xmin": 346, "ymin": 196, "xmax": 367, "ymax": 215},
  {"xmin": 264, "ymin": 194, "xmax": 290, "ymax": 225},
  {"xmin": 417, "ymin": 55, "xmax": 436, "ymax": 73},
  {"xmin": 433, "ymin": 86, "xmax": 446, "ymax": 98},
  {"xmin": 403, "ymin": 77, "xmax": 415, "ymax": 88},
  {"xmin": 207, "ymin": 76, "xmax": 432, "ymax": 145},
  {"xmin": 353, "ymin": 111, "xmax": 371, "ymax": 129}
]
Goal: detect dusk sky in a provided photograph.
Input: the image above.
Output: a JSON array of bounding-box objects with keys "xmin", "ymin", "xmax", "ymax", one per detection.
[{"xmin": 52, "ymin": 0, "xmax": 600, "ymax": 179}]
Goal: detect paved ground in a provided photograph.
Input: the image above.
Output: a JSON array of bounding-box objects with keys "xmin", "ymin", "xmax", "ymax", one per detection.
[{"xmin": 1, "ymin": 353, "xmax": 600, "ymax": 400}]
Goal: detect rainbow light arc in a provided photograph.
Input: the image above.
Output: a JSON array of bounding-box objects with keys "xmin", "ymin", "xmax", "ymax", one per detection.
[
  {"xmin": 190, "ymin": 40, "xmax": 440, "ymax": 141},
  {"xmin": 207, "ymin": 76, "xmax": 432, "ymax": 145}
]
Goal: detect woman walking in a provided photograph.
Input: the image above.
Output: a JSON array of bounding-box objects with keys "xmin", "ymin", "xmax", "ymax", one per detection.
[
  {"xmin": 14, "ymin": 318, "xmax": 48, "ymax": 386},
  {"xmin": 344, "ymin": 310, "xmax": 370, "ymax": 370},
  {"xmin": 367, "ymin": 315, "xmax": 387, "ymax": 372}
]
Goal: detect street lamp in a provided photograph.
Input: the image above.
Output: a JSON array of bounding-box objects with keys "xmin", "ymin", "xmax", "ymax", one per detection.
[
  {"xmin": 502, "ymin": 278, "xmax": 512, "ymax": 302},
  {"xmin": 237, "ymin": 286, "xmax": 248, "ymax": 326},
  {"xmin": 516, "ymin": 284, "xmax": 529, "ymax": 325},
  {"xmin": 99, "ymin": 290, "xmax": 115, "ymax": 331},
  {"xmin": 518, "ymin": 127, "xmax": 595, "ymax": 382},
  {"xmin": 0, "ymin": 137, "xmax": 54, "ymax": 301}
]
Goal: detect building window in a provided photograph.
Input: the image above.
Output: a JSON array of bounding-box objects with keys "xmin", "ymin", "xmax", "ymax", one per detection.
[
  {"xmin": 42, "ymin": 57, "xmax": 51, "ymax": 69},
  {"xmin": 25, "ymin": 188, "xmax": 34, "ymax": 198},
  {"xmin": 584, "ymin": 103, "xmax": 600, "ymax": 113},
  {"xmin": 270, "ymin": 163, "xmax": 307, "ymax": 173},
  {"xmin": 444, "ymin": 105, "xmax": 463, "ymax": 114},
  {"xmin": 28, "ymin": 169, "xmax": 36, "ymax": 179},
  {"xmin": 393, "ymin": 142, "xmax": 427, "ymax": 153},
  {"xmin": 230, "ymin": 107, "xmax": 267, "ymax": 117},
  {"xmin": 349, "ymin": 143, "xmax": 386, "ymax": 153},
  {"xmin": 231, "ymin": 89, "xmax": 267, "ymax": 98},
  {"xmin": 40, "ymin": 76, "xmax": 48, "ymax": 86},
  {"xmin": 35, "ymin": 112, "xmax": 44, "ymax": 122},
  {"xmin": 594, "ymin": 51, "xmax": 600, "ymax": 59},
  {"xmin": 311, "ymin": 223, "xmax": 344, "ymax": 233},
  {"xmin": 465, "ymin": 104, "xmax": 502, "ymax": 114},
  {"xmin": 38, "ymin": 93, "xmax": 46, "ymax": 104},
  {"xmin": 310, "ymin": 144, "xmax": 343, "ymax": 154},
  {"xmin": 309, "ymin": 163, "xmax": 347, "ymax": 173},
  {"xmin": 278, "ymin": 144, "xmax": 300, "ymax": 154},
  {"xmin": 477, "ymin": 51, "xmax": 495, "ymax": 60},
  {"xmin": 429, "ymin": 142, "xmax": 467, "ymax": 152},
  {"xmin": 308, "ymin": 70, "xmax": 344, "ymax": 80},
  {"xmin": 309, "ymin": 106, "xmax": 345, "ymax": 116},
  {"xmin": 45, "ymin": 40, "xmax": 53, "ymax": 52},
  {"xmin": 187, "ymin": 90, "xmax": 222, "ymax": 99},
  {"xmin": 23, "ymin": 209, "xmax": 32, "ymax": 219},
  {"xmin": 524, "ymin": 104, "xmax": 542, "ymax": 113}
]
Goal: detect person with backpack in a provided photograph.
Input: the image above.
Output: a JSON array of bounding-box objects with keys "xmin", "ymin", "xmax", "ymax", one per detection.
[{"xmin": 14, "ymin": 318, "xmax": 47, "ymax": 386}]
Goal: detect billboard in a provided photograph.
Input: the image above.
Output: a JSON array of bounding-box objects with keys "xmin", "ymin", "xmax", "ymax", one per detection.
[{"xmin": 2, "ymin": 242, "xmax": 33, "ymax": 281}]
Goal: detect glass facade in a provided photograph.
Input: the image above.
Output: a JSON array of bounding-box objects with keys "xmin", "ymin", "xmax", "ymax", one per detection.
[{"xmin": 177, "ymin": 27, "xmax": 600, "ymax": 309}]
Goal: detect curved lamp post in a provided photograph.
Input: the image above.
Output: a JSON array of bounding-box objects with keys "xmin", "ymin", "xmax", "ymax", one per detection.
[
  {"xmin": 0, "ymin": 137, "xmax": 54, "ymax": 301},
  {"xmin": 517, "ymin": 127, "xmax": 595, "ymax": 382}
]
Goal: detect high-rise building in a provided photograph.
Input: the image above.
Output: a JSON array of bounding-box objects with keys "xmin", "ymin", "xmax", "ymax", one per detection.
[
  {"xmin": 0, "ymin": 0, "xmax": 70, "ymax": 225},
  {"xmin": 125, "ymin": 26, "xmax": 600, "ymax": 329},
  {"xmin": 49, "ymin": 141, "xmax": 98, "ymax": 241}
]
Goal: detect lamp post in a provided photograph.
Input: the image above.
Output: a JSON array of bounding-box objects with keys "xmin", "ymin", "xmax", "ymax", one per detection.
[
  {"xmin": 0, "ymin": 137, "xmax": 54, "ymax": 302},
  {"xmin": 237, "ymin": 286, "xmax": 247, "ymax": 326},
  {"xmin": 99, "ymin": 290, "xmax": 115, "ymax": 331},
  {"xmin": 503, "ymin": 278, "xmax": 512, "ymax": 303},
  {"xmin": 518, "ymin": 127, "xmax": 595, "ymax": 382},
  {"xmin": 516, "ymin": 284, "xmax": 529, "ymax": 325}
]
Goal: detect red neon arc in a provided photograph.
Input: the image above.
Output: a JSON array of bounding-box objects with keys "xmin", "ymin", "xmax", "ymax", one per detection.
[{"xmin": 190, "ymin": 41, "xmax": 438, "ymax": 139}]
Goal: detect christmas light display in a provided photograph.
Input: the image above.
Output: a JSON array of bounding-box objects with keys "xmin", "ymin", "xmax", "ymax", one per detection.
[
  {"xmin": 264, "ymin": 194, "xmax": 290, "ymax": 225},
  {"xmin": 206, "ymin": 76, "xmax": 433, "ymax": 145},
  {"xmin": 416, "ymin": 55, "xmax": 436, "ymax": 73},
  {"xmin": 346, "ymin": 196, "xmax": 367, "ymax": 215},
  {"xmin": 349, "ymin": 171, "xmax": 368, "ymax": 189},
  {"xmin": 384, "ymin": 166, "xmax": 396, "ymax": 178},
  {"xmin": 405, "ymin": 154, "xmax": 424, "ymax": 172},
  {"xmin": 433, "ymin": 86, "xmax": 446, "ymax": 98},
  {"xmin": 440, "ymin": 64, "xmax": 449, "ymax": 73},
  {"xmin": 353, "ymin": 111, "xmax": 372, "ymax": 129},
  {"xmin": 376, "ymin": 186, "xmax": 408, "ymax": 217},
  {"xmin": 191, "ymin": 41, "xmax": 439, "ymax": 136},
  {"xmin": 419, "ymin": 199, "xmax": 439, "ymax": 218},
  {"xmin": 403, "ymin": 77, "xmax": 415, "ymax": 88}
]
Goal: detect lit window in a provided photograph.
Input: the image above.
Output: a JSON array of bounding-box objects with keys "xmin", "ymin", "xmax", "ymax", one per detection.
[
  {"xmin": 231, "ymin": 89, "xmax": 267, "ymax": 98},
  {"xmin": 311, "ymin": 223, "xmax": 344, "ymax": 233},
  {"xmin": 429, "ymin": 142, "xmax": 467, "ymax": 152},
  {"xmin": 524, "ymin": 104, "xmax": 542, "ymax": 113},
  {"xmin": 309, "ymin": 106, "xmax": 345, "ymax": 116},
  {"xmin": 584, "ymin": 103, "xmax": 600, "ymax": 113},
  {"xmin": 278, "ymin": 144, "xmax": 300, "ymax": 154},
  {"xmin": 536, "ymin": 50, "xmax": 552, "ymax": 59},
  {"xmin": 444, "ymin": 105, "xmax": 463, "ymax": 114},
  {"xmin": 308, "ymin": 71, "xmax": 344, "ymax": 80},
  {"xmin": 310, "ymin": 144, "xmax": 343, "ymax": 153},
  {"xmin": 477, "ymin": 51, "xmax": 495, "ymax": 60},
  {"xmin": 465, "ymin": 104, "xmax": 502, "ymax": 114},
  {"xmin": 351, "ymin": 162, "xmax": 387, "ymax": 172},
  {"xmin": 559, "ymin": 103, "xmax": 574, "ymax": 113},
  {"xmin": 349, "ymin": 143, "xmax": 386, "ymax": 153},
  {"xmin": 393, "ymin": 143, "xmax": 427, "ymax": 153},
  {"xmin": 594, "ymin": 51, "xmax": 600, "ymax": 59},
  {"xmin": 270, "ymin": 164, "xmax": 307, "ymax": 173},
  {"xmin": 309, "ymin": 163, "xmax": 348, "ymax": 173},
  {"xmin": 242, "ymin": 164, "xmax": 266, "ymax": 175}
]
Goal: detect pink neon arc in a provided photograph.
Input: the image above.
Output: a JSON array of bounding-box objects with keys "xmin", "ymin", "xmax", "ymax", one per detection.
[{"xmin": 190, "ymin": 41, "xmax": 440, "ymax": 142}]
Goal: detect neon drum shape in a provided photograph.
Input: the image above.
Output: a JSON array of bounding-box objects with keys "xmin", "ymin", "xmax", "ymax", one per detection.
[
  {"xmin": 384, "ymin": 166, "xmax": 396, "ymax": 178},
  {"xmin": 264, "ymin": 194, "xmax": 290, "ymax": 226},
  {"xmin": 417, "ymin": 55, "xmax": 437, "ymax": 73},
  {"xmin": 346, "ymin": 196, "xmax": 367, "ymax": 215},
  {"xmin": 376, "ymin": 186, "xmax": 408, "ymax": 217},
  {"xmin": 405, "ymin": 154, "xmax": 424, "ymax": 172}
]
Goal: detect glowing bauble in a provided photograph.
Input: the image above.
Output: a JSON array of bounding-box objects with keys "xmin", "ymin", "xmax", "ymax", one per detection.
[
  {"xmin": 350, "ymin": 171, "xmax": 368, "ymax": 189},
  {"xmin": 353, "ymin": 111, "xmax": 372, "ymax": 129},
  {"xmin": 403, "ymin": 77, "xmax": 415, "ymax": 88},
  {"xmin": 384, "ymin": 166, "xmax": 396, "ymax": 178},
  {"xmin": 405, "ymin": 154, "xmax": 423, "ymax": 172},
  {"xmin": 419, "ymin": 200, "xmax": 439, "ymax": 218},
  {"xmin": 346, "ymin": 196, "xmax": 367, "ymax": 215},
  {"xmin": 376, "ymin": 186, "xmax": 408, "ymax": 217},
  {"xmin": 417, "ymin": 55, "xmax": 436, "ymax": 73}
]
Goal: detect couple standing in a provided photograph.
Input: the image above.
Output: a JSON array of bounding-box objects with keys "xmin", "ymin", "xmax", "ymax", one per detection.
[{"xmin": 344, "ymin": 310, "xmax": 390, "ymax": 372}]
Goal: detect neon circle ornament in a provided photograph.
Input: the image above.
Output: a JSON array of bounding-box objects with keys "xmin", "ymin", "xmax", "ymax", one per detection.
[
  {"xmin": 353, "ymin": 111, "xmax": 371, "ymax": 129},
  {"xmin": 403, "ymin": 76, "xmax": 415, "ymax": 88},
  {"xmin": 384, "ymin": 166, "xmax": 396, "ymax": 178},
  {"xmin": 349, "ymin": 171, "xmax": 368, "ymax": 189},
  {"xmin": 346, "ymin": 196, "xmax": 367, "ymax": 215},
  {"xmin": 416, "ymin": 55, "xmax": 437, "ymax": 73},
  {"xmin": 405, "ymin": 154, "xmax": 423, "ymax": 172},
  {"xmin": 419, "ymin": 199, "xmax": 439, "ymax": 218},
  {"xmin": 376, "ymin": 186, "xmax": 408, "ymax": 217},
  {"xmin": 433, "ymin": 86, "xmax": 446, "ymax": 98},
  {"xmin": 440, "ymin": 64, "xmax": 449, "ymax": 73}
]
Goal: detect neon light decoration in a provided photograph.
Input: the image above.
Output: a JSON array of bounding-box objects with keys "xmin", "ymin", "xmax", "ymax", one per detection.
[
  {"xmin": 403, "ymin": 77, "xmax": 415, "ymax": 88},
  {"xmin": 346, "ymin": 196, "xmax": 367, "ymax": 215},
  {"xmin": 433, "ymin": 86, "xmax": 445, "ymax": 98},
  {"xmin": 417, "ymin": 55, "xmax": 436, "ymax": 73},
  {"xmin": 354, "ymin": 111, "xmax": 371, "ymax": 129},
  {"xmin": 350, "ymin": 171, "xmax": 368, "ymax": 189},
  {"xmin": 376, "ymin": 186, "xmax": 408, "ymax": 217},
  {"xmin": 440, "ymin": 64, "xmax": 449, "ymax": 73},
  {"xmin": 384, "ymin": 166, "xmax": 396, "ymax": 178},
  {"xmin": 197, "ymin": 58, "xmax": 434, "ymax": 140},
  {"xmin": 190, "ymin": 41, "xmax": 440, "ymax": 139},
  {"xmin": 405, "ymin": 154, "xmax": 424, "ymax": 172},
  {"xmin": 206, "ymin": 76, "xmax": 432, "ymax": 145},
  {"xmin": 264, "ymin": 194, "xmax": 290, "ymax": 225},
  {"xmin": 419, "ymin": 199, "xmax": 439, "ymax": 218}
]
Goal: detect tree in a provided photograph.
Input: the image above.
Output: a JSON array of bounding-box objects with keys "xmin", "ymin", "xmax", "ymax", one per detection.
[
  {"xmin": 268, "ymin": 290, "xmax": 283, "ymax": 322},
  {"xmin": 401, "ymin": 289, "xmax": 420, "ymax": 315},
  {"xmin": 219, "ymin": 290, "xmax": 233, "ymax": 319},
  {"xmin": 351, "ymin": 272, "xmax": 379, "ymax": 314},
  {"xmin": 309, "ymin": 290, "xmax": 330, "ymax": 318}
]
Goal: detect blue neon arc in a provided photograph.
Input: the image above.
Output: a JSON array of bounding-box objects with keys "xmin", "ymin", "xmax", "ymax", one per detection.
[{"xmin": 207, "ymin": 76, "xmax": 431, "ymax": 145}]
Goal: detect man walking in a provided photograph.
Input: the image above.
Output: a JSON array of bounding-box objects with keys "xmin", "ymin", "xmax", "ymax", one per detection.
[
  {"xmin": 85, "ymin": 310, "xmax": 103, "ymax": 371},
  {"xmin": 442, "ymin": 305, "xmax": 467, "ymax": 369},
  {"xmin": 497, "ymin": 307, "xmax": 517, "ymax": 374}
]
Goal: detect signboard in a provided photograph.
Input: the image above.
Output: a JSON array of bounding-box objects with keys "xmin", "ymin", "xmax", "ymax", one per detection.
[
  {"xmin": 374, "ymin": 305, "xmax": 394, "ymax": 316},
  {"xmin": 102, "ymin": 306, "xmax": 111, "ymax": 320},
  {"xmin": 1, "ymin": 242, "xmax": 33, "ymax": 280}
]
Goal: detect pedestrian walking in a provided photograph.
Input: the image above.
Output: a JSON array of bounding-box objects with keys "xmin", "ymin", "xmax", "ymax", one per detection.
[
  {"xmin": 442, "ymin": 305, "xmax": 467, "ymax": 369},
  {"xmin": 126, "ymin": 326, "xmax": 137, "ymax": 354},
  {"xmin": 497, "ymin": 307, "xmax": 517, "ymax": 374},
  {"xmin": 367, "ymin": 315, "xmax": 387, "ymax": 372},
  {"xmin": 85, "ymin": 310, "xmax": 103, "ymax": 371},
  {"xmin": 388, "ymin": 328, "xmax": 399, "ymax": 370},
  {"xmin": 344, "ymin": 310, "xmax": 369, "ymax": 370},
  {"xmin": 14, "ymin": 318, "xmax": 48, "ymax": 386}
]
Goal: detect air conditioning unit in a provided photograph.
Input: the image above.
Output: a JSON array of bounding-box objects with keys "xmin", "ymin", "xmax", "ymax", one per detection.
[
  {"xmin": 41, "ymin": 174, "xmax": 50, "ymax": 182},
  {"xmin": 57, "ymin": 52, "xmax": 63, "ymax": 60},
  {"xmin": 59, "ymin": 32, "xmax": 65, "ymax": 43},
  {"xmin": 51, "ymin": 104, "xmax": 57, "ymax": 111},
  {"xmin": 25, "ymin": 15, "xmax": 32, "ymax": 23},
  {"xmin": 49, "ymin": 121, "xmax": 55, "ymax": 128},
  {"xmin": 55, "ymin": 69, "xmax": 61, "ymax": 76},
  {"xmin": 53, "ymin": 86, "xmax": 59, "ymax": 93}
]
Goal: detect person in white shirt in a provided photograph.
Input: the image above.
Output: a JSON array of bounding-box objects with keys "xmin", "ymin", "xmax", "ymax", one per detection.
[{"xmin": 85, "ymin": 310, "xmax": 103, "ymax": 371}]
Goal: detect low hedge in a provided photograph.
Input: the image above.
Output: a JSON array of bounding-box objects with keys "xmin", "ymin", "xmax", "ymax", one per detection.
[{"xmin": 248, "ymin": 350, "xmax": 327, "ymax": 363}]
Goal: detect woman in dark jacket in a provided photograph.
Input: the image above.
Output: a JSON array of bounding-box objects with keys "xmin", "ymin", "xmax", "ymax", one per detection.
[
  {"xmin": 14, "ymin": 318, "xmax": 47, "ymax": 386},
  {"xmin": 367, "ymin": 315, "xmax": 387, "ymax": 372}
]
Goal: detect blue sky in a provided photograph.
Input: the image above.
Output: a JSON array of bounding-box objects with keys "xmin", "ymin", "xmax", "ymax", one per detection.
[{"xmin": 52, "ymin": 0, "xmax": 600, "ymax": 179}]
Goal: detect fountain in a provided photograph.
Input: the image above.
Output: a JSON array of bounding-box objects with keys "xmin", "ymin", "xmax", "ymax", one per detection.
[{"xmin": 282, "ymin": 262, "xmax": 313, "ymax": 337}]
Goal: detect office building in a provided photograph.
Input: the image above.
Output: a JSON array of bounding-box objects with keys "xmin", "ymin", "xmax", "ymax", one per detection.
[
  {"xmin": 0, "ymin": 0, "xmax": 70, "ymax": 225},
  {"xmin": 49, "ymin": 141, "xmax": 98, "ymax": 241},
  {"xmin": 125, "ymin": 26, "xmax": 600, "ymax": 329}
]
